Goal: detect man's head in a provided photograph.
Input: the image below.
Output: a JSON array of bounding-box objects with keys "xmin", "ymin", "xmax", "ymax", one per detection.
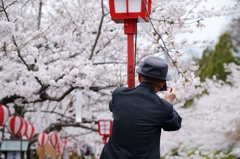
[
  {"xmin": 136, "ymin": 56, "xmax": 171, "ymax": 92},
  {"xmin": 73, "ymin": 148, "xmax": 78, "ymax": 154}
]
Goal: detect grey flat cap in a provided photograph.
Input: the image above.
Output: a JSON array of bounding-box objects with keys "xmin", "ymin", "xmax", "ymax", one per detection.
[{"xmin": 136, "ymin": 56, "xmax": 172, "ymax": 81}]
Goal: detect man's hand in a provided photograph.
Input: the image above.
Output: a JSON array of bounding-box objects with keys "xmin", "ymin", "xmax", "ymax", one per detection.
[{"xmin": 164, "ymin": 87, "xmax": 176, "ymax": 103}]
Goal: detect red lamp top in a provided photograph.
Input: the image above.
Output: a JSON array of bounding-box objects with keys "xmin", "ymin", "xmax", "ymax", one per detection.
[
  {"xmin": 109, "ymin": 0, "xmax": 152, "ymax": 23},
  {"xmin": 97, "ymin": 119, "xmax": 113, "ymax": 137}
]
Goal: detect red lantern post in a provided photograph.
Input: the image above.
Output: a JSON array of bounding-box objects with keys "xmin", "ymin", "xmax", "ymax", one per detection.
[
  {"xmin": 97, "ymin": 120, "xmax": 113, "ymax": 145},
  {"xmin": 109, "ymin": 0, "xmax": 152, "ymax": 88}
]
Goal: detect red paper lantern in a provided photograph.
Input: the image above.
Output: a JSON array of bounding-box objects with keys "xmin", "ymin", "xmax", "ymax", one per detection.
[
  {"xmin": 62, "ymin": 136, "xmax": 68, "ymax": 149},
  {"xmin": 37, "ymin": 132, "xmax": 48, "ymax": 147},
  {"xmin": 8, "ymin": 115, "xmax": 24, "ymax": 136},
  {"xmin": 25, "ymin": 124, "xmax": 35, "ymax": 139},
  {"xmin": 97, "ymin": 119, "xmax": 113, "ymax": 145},
  {"xmin": 56, "ymin": 142, "xmax": 63, "ymax": 156},
  {"xmin": 18, "ymin": 120, "xmax": 28, "ymax": 137},
  {"xmin": 0, "ymin": 104, "xmax": 10, "ymax": 126},
  {"xmin": 49, "ymin": 132, "xmax": 60, "ymax": 148}
]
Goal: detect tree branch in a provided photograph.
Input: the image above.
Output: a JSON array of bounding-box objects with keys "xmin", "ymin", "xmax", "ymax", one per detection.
[
  {"xmin": 1, "ymin": 0, "xmax": 47, "ymax": 94},
  {"xmin": 40, "ymin": 86, "xmax": 75, "ymax": 101},
  {"xmin": 28, "ymin": 122, "xmax": 97, "ymax": 147},
  {"xmin": 26, "ymin": 110, "xmax": 96, "ymax": 124},
  {"xmin": 37, "ymin": 0, "xmax": 43, "ymax": 30},
  {"xmin": 88, "ymin": 0, "xmax": 107, "ymax": 60},
  {"xmin": 95, "ymin": 32, "xmax": 118, "ymax": 54},
  {"xmin": 23, "ymin": 84, "xmax": 117, "ymax": 104},
  {"xmin": 0, "ymin": 95, "xmax": 25, "ymax": 105}
]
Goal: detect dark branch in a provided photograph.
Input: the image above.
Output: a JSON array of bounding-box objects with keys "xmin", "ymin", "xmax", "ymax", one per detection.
[
  {"xmin": 28, "ymin": 122, "xmax": 97, "ymax": 147},
  {"xmin": 0, "ymin": 95, "xmax": 25, "ymax": 105},
  {"xmin": 37, "ymin": 0, "xmax": 43, "ymax": 30},
  {"xmin": 40, "ymin": 86, "xmax": 75, "ymax": 101},
  {"xmin": 88, "ymin": 0, "xmax": 107, "ymax": 60},
  {"xmin": 26, "ymin": 109, "xmax": 96, "ymax": 124},
  {"xmin": 93, "ymin": 61, "xmax": 126, "ymax": 65},
  {"xmin": 23, "ymin": 84, "xmax": 117, "ymax": 104}
]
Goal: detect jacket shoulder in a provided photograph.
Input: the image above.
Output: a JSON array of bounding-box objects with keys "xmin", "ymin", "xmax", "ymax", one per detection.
[{"xmin": 113, "ymin": 86, "xmax": 129, "ymax": 94}]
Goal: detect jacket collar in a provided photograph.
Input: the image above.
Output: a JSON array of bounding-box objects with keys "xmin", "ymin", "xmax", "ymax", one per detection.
[{"xmin": 139, "ymin": 82, "xmax": 155, "ymax": 92}]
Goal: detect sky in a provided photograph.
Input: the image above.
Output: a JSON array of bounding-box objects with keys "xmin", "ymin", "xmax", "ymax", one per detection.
[
  {"xmin": 137, "ymin": 0, "xmax": 239, "ymax": 59},
  {"xmin": 187, "ymin": 0, "xmax": 238, "ymax": 39},
  {"xmin": 179, "ymin": 16, "xmax": 230, "ymax": 59},
  {"xmin": 177, "ymin": 0, "xmax": 239, "ymax": 59}
]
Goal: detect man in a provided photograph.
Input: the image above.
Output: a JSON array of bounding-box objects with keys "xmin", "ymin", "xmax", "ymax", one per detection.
[
  {"xmin": 100, "ymin": 56, "xmax": 182, "ymax": 159},
  {"xmin": 69, "ymin": 148, "xmax": 82, "ymax": 159}
]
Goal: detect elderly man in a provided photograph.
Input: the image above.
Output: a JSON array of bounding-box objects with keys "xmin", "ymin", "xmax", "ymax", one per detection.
[{"xmin": 100, "ymin": 56, "xmax": 182, "ymax": 159}]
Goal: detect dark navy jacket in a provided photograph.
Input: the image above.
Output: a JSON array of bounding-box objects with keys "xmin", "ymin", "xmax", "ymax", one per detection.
[{"xmin": 100, "ymin": 82, "xmax": 182, "ymax": 159}]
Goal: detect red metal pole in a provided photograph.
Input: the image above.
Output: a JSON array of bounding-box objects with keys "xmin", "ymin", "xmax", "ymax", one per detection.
[
  {"xmin": 127, "ymin": 34, "xmax": 134, "ymax": 88},
  {"xmin": 124, "ymin": 19, "xmax": 136, "ymax": 88},
  {"xmin": 126, "ymin": 0, "xmax": 129, "ymax": 15},
  {"xmin": 102, "ymin": 136, "xmax": 108, "ymax": 145}
]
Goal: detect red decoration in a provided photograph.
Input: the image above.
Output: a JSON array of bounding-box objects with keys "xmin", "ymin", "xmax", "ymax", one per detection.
[
  {"xmin": 0, "ymin": 104, "xmax": 10, "ymax": 126},
  {"xmin": 62, "ymin": 136, "xmax": 68, "ymax": 149},
  {"xmin": 102, "ymin": 136, "xmax": 109, "ymax": 145},
  {"xmin": 18, "ymin": 120, "xmax": 28, "ymax": 137},
  {"xmin": 56, "ymin": 142, "xmax": 63, "ymax": 156},
  {"xmin": 37, "ymin": 132, "xmax": 48, "ymax": 147},
  {"xmin": 108, "ymin": 0, "xmax": 152, "ymax": 88},
  {"xmin": 98, "ymin": 120, "xmax": 113, "ymax": 136},
  {"xmin": 8, "ymin": 115, "xmax": 24, "ymax": 136},
  {"xmin": 109, "ymin": 0, "xmax": 152, "ymax": 23},
  {"xmin": 97, "ymin": 120, "xmax": 113, "ymax": 145},
  {"xmin": 49, "ymin": 132, "xmax": 60, "ymax": 148},
  {"xmin": 25, "ymin": 124, "xmax": 35, "ymax": 139}
]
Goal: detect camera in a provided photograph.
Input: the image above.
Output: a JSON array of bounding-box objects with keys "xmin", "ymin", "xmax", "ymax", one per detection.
[{"xmin": 159, "ymin": 83, "xmax": 167, "ymax": 91}]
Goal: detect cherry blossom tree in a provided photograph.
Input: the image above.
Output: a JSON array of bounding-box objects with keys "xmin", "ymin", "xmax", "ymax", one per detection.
[
  {"xmin": 0, "ymin": 0, "xmax": 240, "ymax": 158},
  {"xmin": 161, "ymin": 63, "xmax": 240, "ymax": 158}
]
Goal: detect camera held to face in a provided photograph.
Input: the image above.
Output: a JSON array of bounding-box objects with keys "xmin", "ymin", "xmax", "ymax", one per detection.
[{"xmin": 159, "ymin": 83, "xmax": 167, "ymax": 91}]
